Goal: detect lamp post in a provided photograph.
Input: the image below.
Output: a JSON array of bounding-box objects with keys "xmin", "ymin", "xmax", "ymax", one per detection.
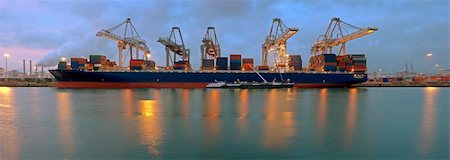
[
  {"xmin": 426, "ymin": 52, "xmax": 432, "ymax": 80},
  {"xmin": 3, "ymin": 53, "xmax": 9, "ymax": 80},
  {"xmin": 435, "ymin": 64, "xmax": 440, "ymax": 74}
]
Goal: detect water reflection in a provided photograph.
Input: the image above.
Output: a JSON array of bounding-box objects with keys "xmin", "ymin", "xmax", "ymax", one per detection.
[
  {"xmin": 262, "ymin": 89, "xmax": 296, "ymax": 150},
  {"xmin": 316, "ymin": 88, "xmax": 328, "ymax": 144},
  {"xmin": 181, "ymin": 89, "xmax": 190, "ymax": 118},
  {"xmin": 203, "ymin": 89, "xmax": 221, "ymax": 145},
  {"xmin": 0, "ymin": 87, "xmax": 21, "ymax": 159},
  {"xmin": 237, "ymin": 90, "xmax": 249, "ymax": 134},
  {"xmin": 122, "ymin": 89, "xmax": 134, "ymax": 117},
  {"xmin": 138, "ymin": 90, "xmax": 164, "ymax": 157},
  {"xmin": 56, "ymin": 91, "xmax": 76, "ymax": 156},
  {"xmin": 343, "ymin": 88, "xmax": 358, "ymax": 147},
  {"xmin": 418, "ymin": 87, "xmax": 438, "ymax": 156}
]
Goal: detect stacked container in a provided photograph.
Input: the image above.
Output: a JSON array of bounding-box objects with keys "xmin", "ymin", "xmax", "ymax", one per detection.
[
  {"xmin": 308, "ymin": 54, "xmax": 337, "ymax": 71},
  {"xmin": 58, "ymin": 61, "xmax": 67, "ymax": 70},
  {"xmin": 229, "ymin": 54, "xmax": 242, "ymax": 70},
  {"xmin": 349, "ymin": 54, "xmax": 367, "ymax": 72},
  {"xmin": 322, "ymin": 54, "xmax": 337, "ymax": 71},
  {"xmin": 89, "ymin": 55, "xmax": 106, "ymax": 70},
  {"xmin": 144, "ymin": 60, "xmax": 156, "ymax": 69},
  {"xmin": 201, "ymin": 59, "xmax": 215, "ymax": 70},
  {"xmin": 216, "ymin": 57, "xmax": 228, "ymax": 70},
  {"xmin": 173, "ymin": 61, "xmax": 189, "ymax": 70},
  {"xmin": 257, "ymin": 65, "xmax": 270, "ymax": 70},
  {"xmin": 71, "ymin": 58, "xmax": 88, "ymax": 70},
  {"xmin": 130, "ymin": 59, "xmax": 144, "ymax": 70},
  {"xmin": 336, "ymin": 55, "xmax": 350, "ymax": 72},
  {"xmin": 288, "ymin": 55, "xmax": 302, "ymax": 70},
  {"xmin": 242, "ymin": 58, "xmax": 254, "ymax": 71},
  {"xmin": 85, "ymin": 63, "xmax": 94, "ymax": 71}
]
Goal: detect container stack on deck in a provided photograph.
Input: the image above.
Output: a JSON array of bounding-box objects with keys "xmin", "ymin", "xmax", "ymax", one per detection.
[
  {"xmin": 349, "ymin": 54, "xmax": 367, "ymax": 73},
  {"xmin": 130, "ymin": 59, "xmax": 144, "ymax": 70},
  {"xmin": 242, "ymin": 58, "xmax": 254, "ymax": 71},
  {"xmin": 216, "ymin": 57, "xmax": 228, "ymax": 70},
  {"xmin": 173, "ymin": 61, "xmax": 189, "ymax": 70},
  {"xmin": 309, "ymin": 54, "xmax": 337, "ymax": 71},
  {"xmin": 229, "ymin": 54, "xmax": 242, "ymax": 70},
  {"xmin": 257, "ymin": 65, "xmax": 269, "ymax": 70},
  {"xmin": 70, "ymin": 58, "xmax": 88, "ymax": 70},
  {"xmin": 288, "ymin": 55, "xmax": 302, "ymax": 70},
  {"xmin": 201, "ymin": 59, "xmax": 215, "ymax": 70},
  {"xmin": 58, "ymin": 61, "xmax": 68, "ymax": 70},
  {"xmin": 89, "ymin": 55, "xmax": 106, "ymax": 70},
  {"xmin": 144, "ymin": 60, "xmax": 156, "ymax": 69},
  {"xmin": 337, "ymin": 55, "xmax": 350, "ymax": 72}
]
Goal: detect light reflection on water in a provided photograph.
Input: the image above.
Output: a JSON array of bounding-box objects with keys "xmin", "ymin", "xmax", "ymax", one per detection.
[
  {"xmin": 0, "ymin": 87, "xmax": 21, "ymax": 159},
  {"xmin": 0, "ymin": 87, "xmax": 447, "ymax": 159},
  {"xmin": 343, "ymin": 88, "xmax": 358, "ymax": 148},
  {"xmin": 262, "ymin": 89, "xmax": 296, "ymax": 150},
  {"xmin": 56, "ymin": 92, "xmax": 75, "ymax": 156},
  {"xmin": 316, "ymin": 88, "xmax": 328, "ymax": 145},
  {"xmin": 418, "ymin": 87, "xmax": 437, "ymax": 156},
  {"xmin": 138, "ymin": 89, "xmax": 163, "ymax": 158}
]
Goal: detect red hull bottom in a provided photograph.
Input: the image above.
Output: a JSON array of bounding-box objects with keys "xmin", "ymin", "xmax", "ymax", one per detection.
[{"xmin": 52, "ymin": 82, "xmax": 354, "ymax": 88}]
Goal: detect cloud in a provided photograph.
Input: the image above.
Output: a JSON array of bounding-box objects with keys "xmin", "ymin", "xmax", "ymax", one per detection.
[{"xmin": 1, "ymin": 0, "xmax": 448, "ymax": 72}]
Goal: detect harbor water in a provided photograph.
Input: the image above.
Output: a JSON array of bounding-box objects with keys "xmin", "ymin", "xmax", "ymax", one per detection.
[{"xmin": 0, "ymin": 87, "xmax": 448, "ymax": 159}]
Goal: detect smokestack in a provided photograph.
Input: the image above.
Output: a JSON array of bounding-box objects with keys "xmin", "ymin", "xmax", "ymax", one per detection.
[
  {"xmin": 23, "ymin": 59, "xmax": 26, "ymax": 77},
  {"xmin": 41, "ymin": 66, "xmax": 44, "ymax": 78},
  {"xmin": 30, "ymin": 60, "xmax": 32, "ymax": 75},
  {"xmin": 35, "ymin": 66, "xmax": 37, "ymax": 79}
]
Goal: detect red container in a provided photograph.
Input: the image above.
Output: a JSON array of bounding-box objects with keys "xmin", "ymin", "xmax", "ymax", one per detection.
[
  {"xmin": 230, "ymin": 54, "xmax": 242, "ymax": 60},
  {"xmin": 130, "ymin": 59, "xmax": 145, "ymax": 66},
  {"xmin": 257, "ymin": 65, "xmax": 269, "ymax": 70},
  {"xmin": 242, "ymin": 58, "xmax": 254, "ymax": 63},
  {"xmin": 71, "ymin": 58, "xmax": 88, "ymax": 64}
]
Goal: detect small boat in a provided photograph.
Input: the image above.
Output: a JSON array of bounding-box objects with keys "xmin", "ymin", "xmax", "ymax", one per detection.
[
  {"xmin": 206, "ymin": 81, "xmax": 294, "ymax": 89},
  {"xmin": 206, "ymin": 65, "xmax": 294, "ymax": 89}
]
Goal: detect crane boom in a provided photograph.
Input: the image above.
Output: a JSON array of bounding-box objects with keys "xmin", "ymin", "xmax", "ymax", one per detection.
[
  {"xmin": 201, "ymin": 27, "xmax": 221, "ymax": 60},
  {"xmin": 96, "ymin": 18, "xmax": 151, "ymax": 68},
  {"xmin": 157, "ymin": 27, "xmax": 190, "ymax": 69},
  {"xmin": 262, "ymin": 18, "xmax": 299, "ymax": 67},
  {"xmin": 311, "ymin": 17, "xmax": 378, "ymax": 55}
]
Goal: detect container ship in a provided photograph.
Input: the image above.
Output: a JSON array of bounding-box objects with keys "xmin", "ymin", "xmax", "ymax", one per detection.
[{"xmin": 50, "ymin": 18, "xmax": 377, "ymax": 88}]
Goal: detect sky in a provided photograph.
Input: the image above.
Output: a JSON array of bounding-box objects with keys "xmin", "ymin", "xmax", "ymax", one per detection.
[{"xmin": 0, "ymin": 0, "xmax": 448, "ymax": 73}]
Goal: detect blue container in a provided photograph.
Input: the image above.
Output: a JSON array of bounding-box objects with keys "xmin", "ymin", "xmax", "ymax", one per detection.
[
  {"xmin": 230, "ymin": 63, "xmax": 241, "ymax": 70},
  {"xmin": 382, "ymin": 78, "xmax": 389, "ymax": 82},
  {"xmin": 323, "ymin": 54, "xmax": 337, "ymax": 62},
  {"xmin": 216, "ymin": 57, "xmax": 228, "ymax": 65},
  {"xmin": 324, "ymin": 65, "xmax": 337, "ymax": 71},
  {"xmin": 71, "ymin": 61, "xmax": 79, "ymax": 70},
  {"xmin": 130, "ymin": 66, "xmax": 143, "ymax": 70}
]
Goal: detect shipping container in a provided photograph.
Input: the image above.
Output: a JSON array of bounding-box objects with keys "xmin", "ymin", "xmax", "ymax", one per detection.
[
  {"xmin": 230, "ymin": 54, "xmax": 242, "ymax": 60},
  {"xmin": 257, "ymin": 65, "xmax": 270, "ymax": 70},
  {"xmin": 201, "ymin": 59, "xmax": 215, "ymax": 70},
  {"xmin": 58, "ymin": 61, "xmax": 67, "ymax": 70},
  {"xmin": 216, "ymin": 57, "xmax": 228, "ymax": 70},
  {"xmin": 71, "ymin": 58, "xmax": 88, "ymax": 65},
  {"xmin": 89, "ymin": 55, "xmax": 107, "ymax": 64}
]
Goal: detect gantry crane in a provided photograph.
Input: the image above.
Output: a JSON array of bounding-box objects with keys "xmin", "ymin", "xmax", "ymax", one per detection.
[
  {"xmin": 157, "ymin": 27, "xmax": 190, "ymax": 69},
  {"xmin": 201, "ymin": 27, "xmax": 221, "ymax": 60},
  {"xmin": 262, "ymin": 18, "xmax": 299, "ymax": 67},
  {"xmin": 311, "ymin": 17, "xmax": 378, "ymax": 56},
  {"xmin": 96, "ymin": 18, "xmax": 150, "ymax": 68}
]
